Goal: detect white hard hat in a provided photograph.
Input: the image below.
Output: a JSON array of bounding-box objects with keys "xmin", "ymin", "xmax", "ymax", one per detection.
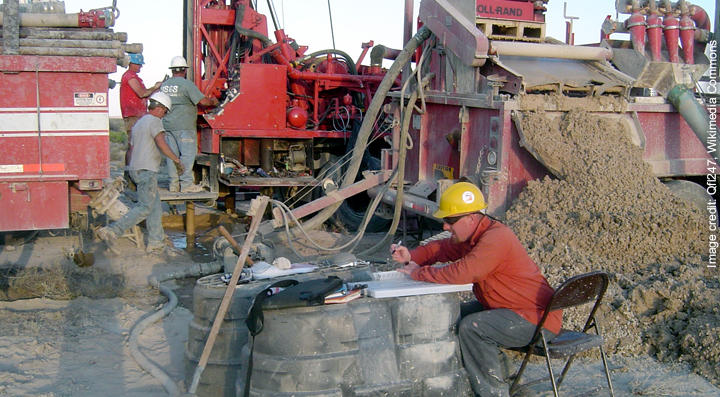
[
  {"xmin": 149, "ymin": 92, "xmax": 172, "ymax": 112},
  {"xmin": 169, "ymin": 56, "xmax": 189, "ymax": 69}
]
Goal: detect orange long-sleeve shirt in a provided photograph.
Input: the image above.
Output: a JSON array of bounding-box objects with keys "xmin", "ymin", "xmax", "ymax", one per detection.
[{"xmin": 409, "ymin": 216, "xmax": 562, "ymax": 334}]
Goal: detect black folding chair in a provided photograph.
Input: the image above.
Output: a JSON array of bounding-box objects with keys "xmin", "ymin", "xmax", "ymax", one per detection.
[{"xmin": 508, "ymin": 271, "xmax": 614, "ymax": 397}]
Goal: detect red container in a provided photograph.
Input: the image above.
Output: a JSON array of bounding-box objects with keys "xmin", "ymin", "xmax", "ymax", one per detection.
[{"xmin": 0, "ymin": 55, "xmax": 115, "ymax": 231}]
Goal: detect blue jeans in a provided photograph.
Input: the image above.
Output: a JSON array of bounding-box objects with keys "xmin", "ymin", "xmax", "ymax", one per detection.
[
  {"xmin": 107, "ymin": 170, "xmax": 164, "ymax": 246},
  {"xmin": 165, "ymin": 129, "xmax": 196, "ymax": 190}
]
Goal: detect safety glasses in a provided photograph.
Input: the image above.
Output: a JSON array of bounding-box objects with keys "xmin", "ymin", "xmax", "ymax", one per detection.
[{"xmin": 443, "ymin": 215, "xmax": 466, "ymax": 225}]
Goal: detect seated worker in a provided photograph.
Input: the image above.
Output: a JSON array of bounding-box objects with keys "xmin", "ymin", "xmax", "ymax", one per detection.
[{"xmin": 391, "ymin": 182, "xmax": 561, "ymax": 397}]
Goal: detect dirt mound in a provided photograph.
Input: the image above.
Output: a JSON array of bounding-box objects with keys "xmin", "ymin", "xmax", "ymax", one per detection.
[{"xmin": 505, "ymin": 108, "xmax": 718, "ymax": 384}]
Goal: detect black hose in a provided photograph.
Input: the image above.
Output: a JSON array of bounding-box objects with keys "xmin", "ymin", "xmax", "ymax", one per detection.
[{"xmin": 301, "ymin": 49, "xmax": 358, "ymax": 75}]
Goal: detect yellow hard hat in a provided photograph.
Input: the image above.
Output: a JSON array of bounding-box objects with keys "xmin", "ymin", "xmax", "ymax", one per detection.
[{"xmin": 433, "ymin": 182, "xmax": 487, "ymax": 218}]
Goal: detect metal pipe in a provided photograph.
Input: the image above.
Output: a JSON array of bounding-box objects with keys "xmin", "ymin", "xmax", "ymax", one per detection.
[
  {"xmin": 489, "ymin": 41, "xmax": 613, "ymax": 61},
  {"xmin": 0, "ymin": 28, "xmax": 127, "ymax": 42},
  {"xmin": 0, "ymin": 46, "xmax": 124, "ymax": 58},
  {"xmin": 689, "ymin": 4, "xmax": 711, "ymax": 31},
  {"xmin": 2, "ymin": 0, "xmax": 19, "ymax": 55},
  {"xmin": 0, "ymin": 12, "xmax": 106, "ymax": 28},
  {"xmin": 367, "ymin": 186, "xmax": 439, "ymax": 219},
  {"xmin": 666, "ymin": 84, "xmax": 713, "ymax": 154},
  {"xmin": 260, "ymin": 139, "xmax": 273, "ymax": 173},
  {"xmin": 18, "ymin": 38, "xmax": 122, "ymax": 49},
  {"xmin": 402, "ymin": 0, "xmax": 413, "ymax": 89},
  {"xmin": 186, "ymin": 201, "xmax": 196, "ymax": 237},
  {"xmin": 370, "ymin": 45, "xmax": 402, "ymax": 66},
  {"xmin": 0, "ymin": 1, "xmax": 65, "ymax": 14}
]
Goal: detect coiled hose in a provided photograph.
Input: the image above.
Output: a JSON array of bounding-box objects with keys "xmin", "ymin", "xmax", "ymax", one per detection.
[{"xmin": 129, "ymin": 262, "xmax": 222, "ymax": 396}]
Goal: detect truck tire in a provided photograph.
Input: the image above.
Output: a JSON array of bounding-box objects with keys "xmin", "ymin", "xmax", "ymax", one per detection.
[
  {"xmin": 316, "ymin": 155, "xmax": 391, "ymax": 232},
  {"xmin": 663, "ymin": 179, "xmax": 713, "ymax": 215}
]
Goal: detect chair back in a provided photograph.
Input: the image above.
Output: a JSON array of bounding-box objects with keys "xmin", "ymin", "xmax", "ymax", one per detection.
[{"xmin": 548, "ymin": 271, "xmax": 609, "ymax": 312}]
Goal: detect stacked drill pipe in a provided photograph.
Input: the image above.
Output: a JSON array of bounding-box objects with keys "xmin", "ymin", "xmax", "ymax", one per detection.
[{"xmin": 0, "ymin": 3, "xmax": 139, "ymax": 66}]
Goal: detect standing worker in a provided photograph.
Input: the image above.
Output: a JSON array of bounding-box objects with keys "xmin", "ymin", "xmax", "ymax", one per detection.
[
  {"xmin": 119, "ymin": 53, "xmax": 162, "ymax": 187},
  {"xmin": 390, "ymin": 182, "xmax": 562, "ymax": 397},
  {"xmin": 97, "ymin": 92, "xmax": 186, "ymax": 254},
  {"xmin": 160, "ymin": 56, "xmax": 219, "ymax": 193}
]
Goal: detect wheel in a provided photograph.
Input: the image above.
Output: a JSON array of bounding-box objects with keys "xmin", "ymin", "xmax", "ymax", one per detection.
[
  {"xmin": 663, "ymin": 179, "xmax": 713, "ymax": 213},
  {"xmin": 1, "ymin": 230, "xmax": 40, "ymax": 247},
  {"xmin": 315, "ymin": 155, "xmax": 390, "ymax": 232}
]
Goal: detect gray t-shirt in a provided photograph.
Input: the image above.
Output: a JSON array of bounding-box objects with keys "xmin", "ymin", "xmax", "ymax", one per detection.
[
  {"xmin": 160, "ymin": 76, "xmax": 206, "ymax": 132},
  {"xmin": 129, "ymin": 114, "xmax": 165, "ymax": 172}
]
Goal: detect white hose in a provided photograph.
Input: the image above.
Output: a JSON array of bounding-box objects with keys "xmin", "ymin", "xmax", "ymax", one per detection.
[{"xmin": 128, "ymin": 262, "xmax": 223, "ymax": 396}]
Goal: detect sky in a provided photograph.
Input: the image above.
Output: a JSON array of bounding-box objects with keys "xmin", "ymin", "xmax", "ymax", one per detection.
[{"xmin": 62, "ymin": 0, "xmax": 717, "ymax": 117}]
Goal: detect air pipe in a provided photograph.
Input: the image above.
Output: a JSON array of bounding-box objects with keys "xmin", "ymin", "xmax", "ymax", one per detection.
[
  {"xmin": 662, "ymin": 0, "xmax": 680, "ymax": 63},
  {"xmin": 367, "ymin": 185, "xmax": 439, "ymax": 220},
  {"xmin": 489, "ymin": 41, "xmax": 613, "ymax": 61},
  {"xmin": 646, "ymin": 0, "xmax": 663, "ymax": 61},
  {"xmin": 689, "ymin": 4, "xmax": 711, "ymax": 31}
]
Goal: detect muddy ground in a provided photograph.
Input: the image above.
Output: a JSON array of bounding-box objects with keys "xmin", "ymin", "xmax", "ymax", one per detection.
[{"xmin": 0, "ymin": 108, "xmax": 718, "ymax": 396}]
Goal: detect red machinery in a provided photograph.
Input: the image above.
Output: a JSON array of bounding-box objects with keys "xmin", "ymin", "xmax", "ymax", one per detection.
[
  {"xmin": 184, "ymin": 0, "xmax": 717, "ymax": 231},
  {"xmin": 186, "ymin": 0, "xmax": 400, "ymax": 230}
]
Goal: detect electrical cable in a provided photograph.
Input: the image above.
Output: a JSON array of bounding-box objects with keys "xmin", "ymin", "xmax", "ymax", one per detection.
[
  {"xmin": 327, "ymin": 0, "xmax": 336, "ymax": 49},
  {"xmin": 270, "ymin": 164, "xmax": 399, "ymax": 258}
]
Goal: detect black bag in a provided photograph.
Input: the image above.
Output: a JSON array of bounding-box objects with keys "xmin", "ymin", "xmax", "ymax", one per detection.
[
  {"xmin": 246, "ymin": 275, "xmax": 344, "ymax": 336},
  {"xmin": 263, "ymin": 275, "xmax": 343, "ymax": 309}
]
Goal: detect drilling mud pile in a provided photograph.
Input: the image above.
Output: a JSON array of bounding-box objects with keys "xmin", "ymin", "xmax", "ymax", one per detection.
[{"xmin": 505, "ymin": 106, "xmax": 718, "ymax": 384}]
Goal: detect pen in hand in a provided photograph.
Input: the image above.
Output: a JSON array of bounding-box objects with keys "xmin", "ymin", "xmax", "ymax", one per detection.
[{"xmin": 392, "ymin": 240, "xmax": 402, "ymax": 255}]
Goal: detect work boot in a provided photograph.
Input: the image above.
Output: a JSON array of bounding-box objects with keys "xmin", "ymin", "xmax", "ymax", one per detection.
[
  {"xmin": 146, "ymin": 238, "xmax": 182, "ymax": 258},
  {"xmin": 181, "ymin": 184, "xmax": 205, "ymax": 193},
  {"xmin": 145, "ymin": 241, "xmax": 164, "ymax": 253},
  {"xmin": 96, "ymin": 226, "xmax": 120, "ymax": 255},
  {"xmin": 123, "ymin": 171, "xmax": 136, "ymax": 192}
]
